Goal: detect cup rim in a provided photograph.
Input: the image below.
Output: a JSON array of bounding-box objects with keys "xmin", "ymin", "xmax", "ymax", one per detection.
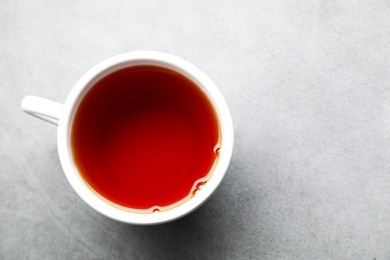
[{"xmin": 57, "ymin": 51, "xmax": 234, "ymax": 224}]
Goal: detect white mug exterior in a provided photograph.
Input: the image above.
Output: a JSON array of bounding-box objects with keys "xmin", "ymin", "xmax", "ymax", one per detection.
[{"xmin": 21, "ymin": 51, "xmax": 234, "ymax": 225}]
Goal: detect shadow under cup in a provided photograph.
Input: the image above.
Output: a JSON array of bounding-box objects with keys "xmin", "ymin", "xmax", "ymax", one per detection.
[{"xmin": 68, "ymin": 63, "xmax": 224, "ymax": 216}]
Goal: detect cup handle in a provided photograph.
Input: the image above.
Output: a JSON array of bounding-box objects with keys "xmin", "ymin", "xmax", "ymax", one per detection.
[{"xmin": 21, "ymin": 96, "xmax": 64, "ymax": 126}]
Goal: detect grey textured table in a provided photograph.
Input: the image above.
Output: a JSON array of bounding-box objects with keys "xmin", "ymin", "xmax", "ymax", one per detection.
[{"xmin": 2, "ymin": 0, "xmax": 390, "ymax": 259}]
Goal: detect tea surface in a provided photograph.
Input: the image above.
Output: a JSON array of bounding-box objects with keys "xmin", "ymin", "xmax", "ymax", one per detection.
[{"xmin": 71, "ymin": 65, "xmax": 220, "ymax": 211}]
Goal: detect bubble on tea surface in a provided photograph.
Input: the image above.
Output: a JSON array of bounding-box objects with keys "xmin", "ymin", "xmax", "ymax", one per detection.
[
  {"xmin": 214, "ymin": 146, "xmax": 221, "ymax": 155},
  {"xmin": 196, "ymin": 181, "xmax": 206, "ymax": 190},
  {"xmin": 153, "ymin": 208, "xmax": 160, "ymax": 213},
  {"xmin": 192, "ymin": 181, "xmax": 207, "ymax": 197}
]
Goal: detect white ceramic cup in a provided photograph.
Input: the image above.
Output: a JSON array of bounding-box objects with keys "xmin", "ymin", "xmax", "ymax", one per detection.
[{"xmin": 21, "ymin": 51, "xmax": 234, "ymax": 225}]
